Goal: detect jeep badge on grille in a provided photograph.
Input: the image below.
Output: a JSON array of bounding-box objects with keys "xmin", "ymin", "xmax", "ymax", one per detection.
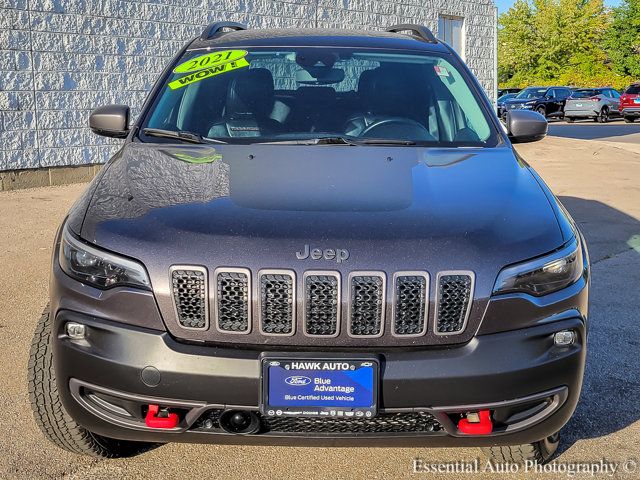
[{"xmin": 296, "ymin": 244, "xmax": 349, "ymax": 263}]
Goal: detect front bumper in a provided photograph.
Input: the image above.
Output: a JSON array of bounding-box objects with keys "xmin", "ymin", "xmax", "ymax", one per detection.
[{"xmin": 54, "ymin": 310, "xmax": 586, "ymax": 447}]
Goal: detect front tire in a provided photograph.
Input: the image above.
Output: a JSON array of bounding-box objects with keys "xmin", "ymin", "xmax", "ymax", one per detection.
[
  {"xmin": 482, "ymin": 432, "xmax": 560, "ymax": 465},
  {"xmin": 624, "ymin": 116, "xmax": 635, "ymax": 123},
  {"xmin": 28, "ymin": 306, "xmax": 155, "ymax": 458},
  {"xmin": 536, "ymin": 106, "xmax": 546, "ymax": 118}
]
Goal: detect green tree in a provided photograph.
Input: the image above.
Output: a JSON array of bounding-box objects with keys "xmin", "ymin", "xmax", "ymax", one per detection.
[
  {"xmin": 603, "ymin": 0, "xmax": 640, "ymax": 78},
  {"xmin": 498, "ymin": 0, "xmax": 537, "ymax": 84},
  {"xmin": 498, "ymin": 0, "xmax": 613, "ymax": 87}
]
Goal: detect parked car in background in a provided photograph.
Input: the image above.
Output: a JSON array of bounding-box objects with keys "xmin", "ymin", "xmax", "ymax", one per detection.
[
  {"xmin": 504, "ymin": 86, "xmax": 573, "ymax": 119},
  {"xmin": 497, "ymin": 92, "xmax": 518, "ymax": 118},
  {"xmin": 619, "ymin": 83, "xmax": 640, "ymax": 123},
  {"xmin": 564, "ymin": 88, "xmax": 621, "ymax": 123},
  {"xmin": 498, "ymin": 87, "xmax": 521, "ymax": 97}
]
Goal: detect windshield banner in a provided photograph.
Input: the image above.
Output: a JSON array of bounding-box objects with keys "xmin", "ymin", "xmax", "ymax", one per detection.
[{"xmin": 168, "ymin": 58, "xmax": 250, "ymax": 90}]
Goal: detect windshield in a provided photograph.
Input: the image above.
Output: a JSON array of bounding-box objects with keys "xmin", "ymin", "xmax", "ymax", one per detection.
[
  {"xmin": 626, "ymin": 85, "xmax": 640, "ymax": 94},
  {"xmin": 515, "ymin": 88, "xmax": 548, "ymax": 99},
  {"xmin": 571, "ymin": 90, "xmax": 598, "ymax": 99},
  {"xmin": 497, "ymin": 93, "xmax": 515, "ymax": 102},
  {"xmin": 140, "ymin": 47, "xmax": 498, "ymax": 147}
]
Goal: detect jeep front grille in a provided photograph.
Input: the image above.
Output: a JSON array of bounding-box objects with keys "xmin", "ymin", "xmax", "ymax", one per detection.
[
  {"xmin": 393, "ymin": 273, "xmax": 428, "ymax": 336},
  {"xmin": 170, "ymin": 267, "xmax": 208, "ymax": 329},
  {"xmin": 170, "ymin": 267, "xmax": 476, "ymax": 341},
  {"xmin": 304, "ymin": 272, "xmax": 340, "ymax": 336},
  {"xmin": 435, "ymin": 272, "xmax": 474, "ymax": 334},
  {"xmin": 214, "ymin": 268, "xmax": 251, "ymax": 333},
  {"xmin": 348, "ymin": 273, "xmax": 385, "ymax": 337},
  {"xmin": 259, "ymin": 270, "xmax": 295, "ymax": 335}
]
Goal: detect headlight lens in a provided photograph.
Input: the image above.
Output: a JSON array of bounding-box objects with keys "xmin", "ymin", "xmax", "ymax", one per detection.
[
  {"xmin": 493, "ymin": 238, "xmax": 584, "ymax": 296},
  {"xmin": 59, "ymin": 226, "xmax": 151, "ymax": 290}
]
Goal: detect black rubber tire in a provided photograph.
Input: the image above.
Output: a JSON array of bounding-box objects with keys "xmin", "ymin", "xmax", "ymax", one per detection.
[
  {"xmin": 597, "ymin": 107, "xmax": 609, "ymax": 123},
  {"xmin": 482, "ymin": 432, "xmax": 560, "ymax": 465},
  {"xmin": 566, "ymin": 117, "xmax": 574, "ymax": 123},
  {"xmin": 624, "ymin": 116, "xmax": 635, "ymax": 123},
  {"xmin": 28, "ymin": 306, "xmax": 155, "ymax": 458},
  {"xmin": 536, "ymin": 106, "xmax": 546, "ymax": 117}
]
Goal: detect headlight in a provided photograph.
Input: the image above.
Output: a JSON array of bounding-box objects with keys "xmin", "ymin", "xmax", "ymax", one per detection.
[
  {"xmin": 59, "ymin": 226, "xmax": 151, "ymax": 290},
  {"xmin": 493, "ymin": 238, "xmax": 584, "ymax": 296}
]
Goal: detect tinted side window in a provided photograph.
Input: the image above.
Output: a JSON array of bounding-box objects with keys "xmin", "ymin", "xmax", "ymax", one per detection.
[{"xmin": 626, "ymin": 85, "xmax": 640, "ymax": 94}]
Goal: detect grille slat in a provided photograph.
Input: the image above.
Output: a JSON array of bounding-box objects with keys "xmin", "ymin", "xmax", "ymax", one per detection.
[
  {"xmin": 393, "ymin": 273, "xmax": 428, "ymax": 336},
  {"xmin": 304, "ymin": 273, "xmax": 340, "ymax": 336},
  {"xmin": 436, "ymin": 272, "xmax": 474, "ymax": 334},
  {"xmin": 196, "ymin": 409, "xmax": 443, "ymax": 435},
  {"xmin": 215, "ymin": 269, "xmax": 250, "ymax": 333},
  {"xmin": 349, "ymin": 273, "xmax": 385, "ymax": 337},
  {"xmin": 171, "ymin": 267, "xmax": 208, "ymax": 329},
  {"xmin": 259, "ymin": 271, "xmax": 295, "ymax": 335}
]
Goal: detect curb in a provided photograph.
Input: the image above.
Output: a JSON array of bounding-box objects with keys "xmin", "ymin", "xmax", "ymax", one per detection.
[{"xmin": 0, "ymin": 165, "xmax": 102, "ymax": 191}]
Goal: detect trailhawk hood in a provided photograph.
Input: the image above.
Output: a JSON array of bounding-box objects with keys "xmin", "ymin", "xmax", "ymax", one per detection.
[{"xmin": 68, "ymin": 142, "xmax": 568, "ymax": 304}]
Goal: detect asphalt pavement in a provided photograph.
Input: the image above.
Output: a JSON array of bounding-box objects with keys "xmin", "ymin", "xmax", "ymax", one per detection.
[
  {"xmin": 0, "ymin": 134, "xmax": 639, "ymax": 479},
  {"xmin": 547, "ymin": 119, "xmax": 640, "ymax": 144}
]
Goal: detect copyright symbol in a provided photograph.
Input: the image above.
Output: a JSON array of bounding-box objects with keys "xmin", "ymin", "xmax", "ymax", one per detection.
[{"xmin": 624, "ymin": 459, "xmax": 637, "ymax": 474}]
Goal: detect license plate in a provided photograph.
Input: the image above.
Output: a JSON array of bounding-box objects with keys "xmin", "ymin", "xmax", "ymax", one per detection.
[
  {"xmin": 575, "ymin": 103, "xmax": 583, "ymax": 107},
  {"xmin": 261, "ymin": 357, "xmax": 378, "ymax": 418},
  {"xmin": 634, "ymin": 98, "xmax": 640, "ymax": 104}
]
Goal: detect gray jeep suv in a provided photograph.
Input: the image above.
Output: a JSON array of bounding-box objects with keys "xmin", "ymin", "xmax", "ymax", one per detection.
[{"xmin": 28, "ymin": 23, "xmax": 589, "ymax": 465}]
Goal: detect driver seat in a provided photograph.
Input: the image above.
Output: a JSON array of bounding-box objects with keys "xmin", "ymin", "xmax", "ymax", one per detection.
[
  {"xmin": 208, "ymin": 68, "xmax": 281, "ymax": 138},
  {"xmin": 345, "ymin": 68, "xmax": 422, "ymax": 137}
]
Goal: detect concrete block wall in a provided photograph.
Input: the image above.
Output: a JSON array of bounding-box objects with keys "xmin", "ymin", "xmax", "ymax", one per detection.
[{"xmin": 0, "ymin": 0, "xmax": 496, "ymax": 172}]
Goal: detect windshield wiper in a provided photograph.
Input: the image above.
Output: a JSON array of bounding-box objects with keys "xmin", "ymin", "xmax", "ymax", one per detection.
[
  {"xmin": 357, "ymin": 138, "xmax": 416, "ymax": 146},
  {"xmin": 258, "ymin": 136, "xmax": 417, "ymax": 146},
  {"xmin": 142, "ymin": 128, "xmax": 227, "ymax": 144},
  {"xmin": 258, "ymin": 136, "xmax": 358, "ymax": 146}
]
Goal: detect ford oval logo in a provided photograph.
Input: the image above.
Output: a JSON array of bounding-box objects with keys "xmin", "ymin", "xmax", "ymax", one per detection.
[{"xmin": 285, "ymin": 375, "xmax": 311, "ymax": 386}]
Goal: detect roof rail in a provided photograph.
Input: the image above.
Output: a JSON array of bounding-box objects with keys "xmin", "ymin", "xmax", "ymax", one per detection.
[
  {"xmin": 200, "ymin": 21, "xmax": 247, "ymax": 41},
  {"xmin": 386, "ymin": 24, "xmax": 438, "ymax": 43}
]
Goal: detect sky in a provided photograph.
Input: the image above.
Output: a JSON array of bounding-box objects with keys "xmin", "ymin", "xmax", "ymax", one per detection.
[{"xmin": 495, "ymin": 0, "xmax": 621, "ymax": 13}]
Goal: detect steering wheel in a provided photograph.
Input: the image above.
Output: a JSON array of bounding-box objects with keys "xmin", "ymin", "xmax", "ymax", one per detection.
[{"xmin": 360, "ymin": 117, "xmax": 434, "ymax": 141}]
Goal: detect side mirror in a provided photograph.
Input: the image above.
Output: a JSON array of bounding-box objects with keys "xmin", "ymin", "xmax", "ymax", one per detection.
[
  {"xmin": 89, "ymin": 104, "xmax": 130, "ymax": 138},
  {"xmin": 506, "ymin": 110, "xmax": 547, "ymax": 143}
]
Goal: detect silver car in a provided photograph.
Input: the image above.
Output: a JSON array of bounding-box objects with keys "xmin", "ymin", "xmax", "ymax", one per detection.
[{"xmin": 564, "ymin": 88, "xmax": 621, "ymax": 123}]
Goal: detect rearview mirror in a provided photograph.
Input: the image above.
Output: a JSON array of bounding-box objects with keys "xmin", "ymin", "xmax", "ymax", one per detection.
[
  {"xmin": 89, "ymin": 104, "xmax": 130, "ymax": 138},
  {"xmin": 506, "ymin": 110, "xmax": 547, "ymax": 143},
  {"xmin": 295, "ymin": 67, "xmax": 345, "ymax": 85}
]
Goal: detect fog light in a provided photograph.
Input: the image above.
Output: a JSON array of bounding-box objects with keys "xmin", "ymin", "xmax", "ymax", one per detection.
[
  {"xmin": 554, "ymin": 330, "xmax": 575, "ymax": 346},
  {"xmin": 66, "ymin": 322, "xmax": 86, "ymax": 339}
]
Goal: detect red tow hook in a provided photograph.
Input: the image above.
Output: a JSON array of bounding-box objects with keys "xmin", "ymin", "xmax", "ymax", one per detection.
[
  {"xmin": 457, "ymin": 409, "xmax": 493, "ymax": 435},
  {"xmin": 145, "ymin": 404, "xmax": 179, "ymax": 429}
]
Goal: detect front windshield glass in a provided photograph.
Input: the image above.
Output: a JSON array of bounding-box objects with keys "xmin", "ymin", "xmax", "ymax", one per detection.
[
  {"xmin": 497, "ymin": 93, "xmax": 515, "ymax": 102},
  {"xmin": 140, "ymin": 47, "xmax": 498, "ymax": 147},
  {"xmin": 515, "ymin": 87, "xmax": 548, "ymax": 99}
]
